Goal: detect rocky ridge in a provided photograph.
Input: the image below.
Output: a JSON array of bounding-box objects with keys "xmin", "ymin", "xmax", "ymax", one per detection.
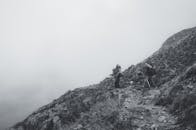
[{"xmin": 10, "ymin": 27, "xmax": 196, "ymax": 130}]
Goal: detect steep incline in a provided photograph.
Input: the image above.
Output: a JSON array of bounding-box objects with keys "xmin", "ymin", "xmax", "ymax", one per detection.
[{"xmin": 10, "ymin": 27, "xmax": 196, "ymax": 130}]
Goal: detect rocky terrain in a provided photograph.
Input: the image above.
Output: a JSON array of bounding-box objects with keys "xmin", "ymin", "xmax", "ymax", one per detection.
[{"xmin": 10, "ymin": 27, "xmax": 196, "ymax": 130}]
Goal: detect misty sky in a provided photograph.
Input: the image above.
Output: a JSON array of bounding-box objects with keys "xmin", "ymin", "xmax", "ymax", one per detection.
[{"xmin": 0, "ymin": 0, "xmax": 196, "ymax": 129}]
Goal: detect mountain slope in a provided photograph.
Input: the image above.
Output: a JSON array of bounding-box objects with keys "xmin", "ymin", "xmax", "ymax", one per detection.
[{"xmin": 10, "ymin": 27, "xmax": 196, "ymax": 130}]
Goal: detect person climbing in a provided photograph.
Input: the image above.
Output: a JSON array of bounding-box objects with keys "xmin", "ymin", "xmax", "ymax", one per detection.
[
  {"xmin": 143, "ymin": 62, "xmax": 156, "ymax": 88},
  {"xmin": 112, "ymin": 64, "xmax": 123, "ymax": 88},
  {"xmin": 112, "ymin": 64, "xmax": 121, "ymax": 76}
]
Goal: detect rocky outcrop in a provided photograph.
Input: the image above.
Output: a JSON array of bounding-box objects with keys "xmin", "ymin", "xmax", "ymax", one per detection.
[{"xmin": 10, "ymin": 27, "xmax": 196, "ymax": 130}]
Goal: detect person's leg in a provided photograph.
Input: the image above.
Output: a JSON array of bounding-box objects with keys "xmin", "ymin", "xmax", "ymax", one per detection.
[
  {"xmin": 143, "ymin": 78, "xmax": 149, "ymax": 95},
  {"xmin": 115, "ymin": 79, "xmax": 119, "ymax": 88},
  {"xmin": 148, "ymin": 77, "xmax": 155, "ymax": 88}
]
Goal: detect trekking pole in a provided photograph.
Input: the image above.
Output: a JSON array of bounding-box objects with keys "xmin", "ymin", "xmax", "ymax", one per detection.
[
  {"xmin": 147, "ymin": 79, "xmax": 151, "ymax": 88},
  {"xmin": 118, "ymin": 92, "xmax": 121, "ymax": 108}
]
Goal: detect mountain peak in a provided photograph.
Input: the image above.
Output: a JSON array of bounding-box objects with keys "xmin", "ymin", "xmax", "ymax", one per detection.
[{"xmin": 162, "ymin": 27, "xmax": 196, "ymax": 49}]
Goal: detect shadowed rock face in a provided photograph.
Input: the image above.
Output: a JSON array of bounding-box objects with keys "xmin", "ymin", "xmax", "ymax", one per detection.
[{"xmin": 10, "ymin": 27, "xmax": 196, "ymax": 130}]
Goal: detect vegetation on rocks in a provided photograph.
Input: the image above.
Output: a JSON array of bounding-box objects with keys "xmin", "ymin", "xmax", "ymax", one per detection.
[{"xmin": 10, "ymin": 27, "xmax": 196, "ymax": 130}]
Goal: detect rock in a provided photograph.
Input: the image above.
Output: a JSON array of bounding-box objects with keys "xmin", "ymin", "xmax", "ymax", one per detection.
[
  {"xmin": 158, "ymin": 116, "xmax": 166, "ymax": 122},
  {"xmin": 151, "ymin": 124, "xmax": 158, "ymax": 130},
  {"xmin": 74, "ymin": 124, "xmax": 83, "ymax": 130},
  {"xmin": 53, "ymin": 116, "xmax": 59, "ymax": 123},
  {"xmin": 130, "ymin": 81, "xmax": 134, "ymax": 85},
  {"xmin": 187, "ymin": 85, "xmax": 194, "ymax": 89}
]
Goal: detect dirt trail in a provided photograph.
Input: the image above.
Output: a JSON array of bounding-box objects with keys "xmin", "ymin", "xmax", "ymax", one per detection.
[{"xmin": 118, "ymin": 87, "xmax": 178, "ymax": 130}]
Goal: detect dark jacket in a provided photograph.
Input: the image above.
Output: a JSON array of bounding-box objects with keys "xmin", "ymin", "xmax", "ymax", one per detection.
[{"xmin": 143, "ymin": 65, "xmax": 156, "ymax": 77}]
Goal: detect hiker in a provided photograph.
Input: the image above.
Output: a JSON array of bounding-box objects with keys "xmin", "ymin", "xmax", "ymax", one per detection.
[
  {"xmin": 112, "ymin": 64, "xmax": 123, "ymax": 88},
  {"xmin": 112, "ymin": 64, "xmax": 121, "ymax": 76},
  {"xmin": 143, "ymin": 62, "xmax": 156, "ymax": 88}
]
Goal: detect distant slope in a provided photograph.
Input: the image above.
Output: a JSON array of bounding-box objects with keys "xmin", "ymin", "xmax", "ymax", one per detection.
[{"xmin": 10, "ymin": 27, "xmax": 196, "ymax": 130}]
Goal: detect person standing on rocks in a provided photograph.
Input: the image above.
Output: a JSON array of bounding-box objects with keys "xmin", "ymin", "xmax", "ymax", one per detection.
[
  {"xmin": 143, "ymin": 62, "xmax": 156, "ymax": 88},
  {"xmin": 112, "ymin": 64, "xmax": 123, "ymax": 88}
]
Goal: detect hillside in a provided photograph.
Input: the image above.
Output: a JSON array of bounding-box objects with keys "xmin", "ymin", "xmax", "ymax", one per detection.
[{"xmin": 10, "ymin": 27, "xmax": 196, "ymax": 130}]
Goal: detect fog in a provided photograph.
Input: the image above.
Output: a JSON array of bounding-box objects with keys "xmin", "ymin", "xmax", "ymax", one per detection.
[{"xmin": 0, "ymin": 0, "xmax": 196, "ymax": 129}]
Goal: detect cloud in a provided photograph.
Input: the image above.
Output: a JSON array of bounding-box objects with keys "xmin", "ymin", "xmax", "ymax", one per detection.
[{"xmin": 0, "ymin": 0, "xmax": 196, "ymax": 129}]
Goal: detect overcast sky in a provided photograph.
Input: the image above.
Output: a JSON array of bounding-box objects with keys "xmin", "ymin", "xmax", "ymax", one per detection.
[{"xmin": 0, "ymin": 0, "xmax": 196, "ymax": 129}]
